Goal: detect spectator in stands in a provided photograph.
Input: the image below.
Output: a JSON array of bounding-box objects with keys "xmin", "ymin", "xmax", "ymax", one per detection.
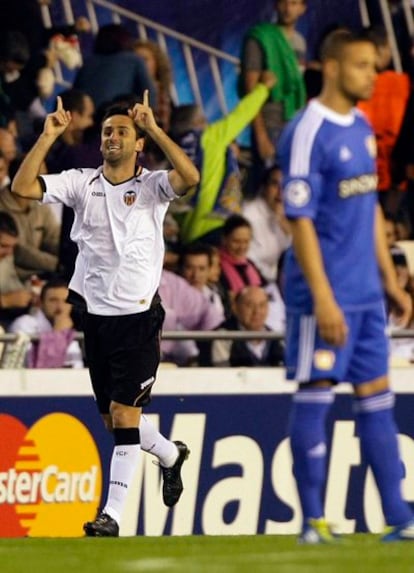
[
  {"xmin": 74, "ymin": 24, "xmax": 157, "ymax": 110},
  {"xmin": 0, "ymin": 158, "xmax": 60, "ymax": 280},
  {"xmin": 45, "ymin": 88, "xmax": 95, "ymax": 173},
  {"xmin": 0, "ymin": 30, "xmax": 32, "ymax": 114},
  {"xmin": 211, "ymin": 286, "xmax": 284, "ymax": 367},
  {"xmin": 219, "ymin": 213, "xmax": 286, "ymax": 333},
  {"xmin": 159, "ymin": 269, "xmax": 223, "ymax": 366},
  {"xmin": 0, "ymin": 127, "xmax": 18, "ymax": 163},
  {"xmin": 0, "ymin": 212, "xmax": 32, "ymax": 328},
  {"xmin": 388, "ymin": 248, "xmax": 414, "ymax": 363},
  {"xmin": 41, "ymin": 89, "xmax": 95, "ymax": 280},
  {"xmin": 240, "ymin": 0, "xmax": 307, "ymax": 191},
  {"xmin": 384, "ymin": 211, "xmax": 398, "ymax": 249},
  {"xmin": 180, "ymin": 243, "xmax": 226, "ymax": 321},
  {"xmin": 219, "ymin": 214, "xmax": 265, "ymax": 296},
  {"xmin": 8, "ymin": 277, "xmax": 84, "ymax": 368},
  {"xmin": 242, "ymin": 163, "xmax": 291, "ymax": 284},
  {"xmin": 134, "ymin": 39, "xmax": 174, "ymax": 132},
  {"xmin": 163, "ymin": 211, "xmax": 182, "ymax": 272},
  {"xmin": 169, "ymin": 71, "xmax": 276, "ymax": 245},
  {"xmin": 358, "ymin": 25, "xmax": 410, "ymax": 214}
]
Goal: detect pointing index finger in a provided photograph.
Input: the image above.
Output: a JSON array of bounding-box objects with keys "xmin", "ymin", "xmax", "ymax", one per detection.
[
  {"xmin": 56, "ymin": 96, "xmax": 63, "ymax": 111},
  {"xmin": 143, "ymin": 90, "xmax": 149, "ymax": 107}
]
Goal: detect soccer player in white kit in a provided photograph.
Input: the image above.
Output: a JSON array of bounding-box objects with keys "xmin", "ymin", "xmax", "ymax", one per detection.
[{"xmin": 11, "ymin": 91, "xmax": 200, "ymax": 536}]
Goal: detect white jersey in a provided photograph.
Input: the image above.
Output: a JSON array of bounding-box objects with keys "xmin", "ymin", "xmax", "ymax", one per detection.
[{"xmin": 40, "ymin": 166, "xmax": 177, "ymax": 315}]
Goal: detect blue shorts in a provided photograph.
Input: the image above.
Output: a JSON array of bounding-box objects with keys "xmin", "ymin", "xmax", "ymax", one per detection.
[{"xmin": 285, "ymin": 302, "xmax": 388, "ymax": 385}]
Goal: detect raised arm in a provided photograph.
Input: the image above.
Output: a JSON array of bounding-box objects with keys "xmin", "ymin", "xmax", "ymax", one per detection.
[
  {"xmin": 129, "ymin": 90, "xmax": 200, "ymax": 196},
  {"xmin": 11, "ymin": 97, "xmax": 72, "ymax": 199}
]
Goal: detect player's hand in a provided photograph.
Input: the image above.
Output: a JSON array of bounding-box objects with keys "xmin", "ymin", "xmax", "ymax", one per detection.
[
  {"xmin": 129, "ymin": 90, "xmax": 158, "ymax": 133},
  {"xmin": 43, "ymin": 96, "xmax": 71, "ymax": 138},
  {"xmin": 388, "ymin": 287, "xmax": 412, "ymax": 328},
  {"xmin": 314, "ymin": 297, "xmax": 349, "ymax": 347}
]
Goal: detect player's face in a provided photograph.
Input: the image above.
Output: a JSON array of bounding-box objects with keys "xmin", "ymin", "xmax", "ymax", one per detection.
[
  {"xmin": 100, "ymin": 115, "xmax": 143, "ymax": 165},
  {"xmin": 336, "ymin": 42, "xmax": 377, "ymax": 103}
]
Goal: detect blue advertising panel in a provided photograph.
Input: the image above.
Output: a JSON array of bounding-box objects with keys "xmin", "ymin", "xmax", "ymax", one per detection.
[{"xmin": 0, "ymin": 368, "xmax": 413, "ymax": 537}]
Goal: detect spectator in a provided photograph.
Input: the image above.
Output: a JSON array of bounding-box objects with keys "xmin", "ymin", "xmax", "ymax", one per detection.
[
  {"xmin": 42, "ymin": 88, "xmax": 95, "ymax": 280},
  {"xmin": 388, "ymin": 248, "xmax": 414, "ymax": 364},
  {"xmin": 0, "ymin": 127, "xmax": 18, "ymax": 163},
  {"xmin": 0, "ymin": 158, "xmax": 60, "ymax": 280},
  {"xmin": 134, "ymin": 39, "xmax": 174, "ymax": 132},
  {"xmin": 219, "ymin": 214, "xmax": 265, "ymax": 296},
  {"xmin": 74, "ymin": 24, "xmax": 157, "ymax": 110},
  {"xmin": 219, "ymin": 213, "xmax": 286, "ymax": 332},
  {"xmin": 358, "ymin": 25, "xmax": 410, "ymax": 213},
  {"xmin": 211, "ymin": 286, "xmax": 284, "ymax": 367},
  {"xmin": 170, "ymin": 71, "xmax": 276, "ymax": 245},
  {"xmin": 8, "ymin": 277, "xmax": 84, "ymax": 368},
  {"xmin": 242, "ymin": 163, "xmax": 291, "ymax": 284},
  {"xmin": 159, "ymin": 269, "xmax": 223, "ymax": 366},
  {"xmin": 45, "ymin": 88, "xmax": 95, "ymax": 173},
  {"xmin": 180, "ymin": 242, "xmax": 226, "ymax": 321},
  {"xmin": 0, "ymin": 212, "xmax": 32, "ymax": 328},
  {"xmin": 240, "ymin": 0, "xmax": 307, "ymax": 190}
]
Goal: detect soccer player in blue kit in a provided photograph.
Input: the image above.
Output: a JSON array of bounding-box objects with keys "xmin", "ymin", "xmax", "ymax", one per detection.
[{"xmin": 279, "ymin": 28, "xmax": 414, "ymax": 543}]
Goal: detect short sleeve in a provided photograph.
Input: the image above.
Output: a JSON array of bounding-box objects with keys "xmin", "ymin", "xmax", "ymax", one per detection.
[
  {"xmin": 282, "ymin": 174, "xmax": 322, "ymax": 220},
  {"xmin": 40, "ymin": 169, "xmax": 81, "ymax": 208}
]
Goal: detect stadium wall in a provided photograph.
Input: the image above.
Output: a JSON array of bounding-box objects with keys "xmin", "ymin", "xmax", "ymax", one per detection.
[{"xmin": 0, "ymin": 367, "xmax": 413, "ymax": 537}]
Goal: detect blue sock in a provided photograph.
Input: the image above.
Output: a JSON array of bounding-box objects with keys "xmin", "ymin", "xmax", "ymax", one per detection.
[
  {"xmin": 355, "ymin": 391, "xmax": 413, "ymax": 526},
  {"xmin": 289, "ymin": 388, "xmax": 334, "ymax": 523}
]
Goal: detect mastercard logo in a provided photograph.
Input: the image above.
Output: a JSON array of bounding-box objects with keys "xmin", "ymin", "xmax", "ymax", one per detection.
[{"xmin": 0, "ymin": 413, "xmax": 102, "ymax": 537}]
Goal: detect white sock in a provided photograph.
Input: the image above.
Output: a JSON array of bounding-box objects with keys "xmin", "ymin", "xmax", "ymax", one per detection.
[
  {"xmin": 103, "ymin": 443, "xmax": 140, "ymax": 524},
  {"xmin": 139, "ymin": 414, "xmax": 178, "ymax": 467}
]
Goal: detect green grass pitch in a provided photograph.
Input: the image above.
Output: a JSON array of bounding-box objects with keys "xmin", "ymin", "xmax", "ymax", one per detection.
[{"xmin": 2, "ymin": 534, "xmax": 414, "ymax": 573}]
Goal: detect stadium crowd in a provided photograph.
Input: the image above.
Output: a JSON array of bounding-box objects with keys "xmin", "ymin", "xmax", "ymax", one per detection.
[{"xmin": 1, "ymin": 0, "xmax": 414, "ymax": 368}]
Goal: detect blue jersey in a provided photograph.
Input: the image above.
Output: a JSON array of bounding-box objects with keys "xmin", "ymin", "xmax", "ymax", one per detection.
[{"xmin": 279, "ymin": 99, "xmax": 383, "ymax": 312}]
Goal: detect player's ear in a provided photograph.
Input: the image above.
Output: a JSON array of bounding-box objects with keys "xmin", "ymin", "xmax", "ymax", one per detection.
[
  {"xmin": 135, "ymin": 136, "xmax": 145, "ymax": 153},
  {"xmin": 323, "ymin": 58, "xmax": 339, "ymax": 81}
]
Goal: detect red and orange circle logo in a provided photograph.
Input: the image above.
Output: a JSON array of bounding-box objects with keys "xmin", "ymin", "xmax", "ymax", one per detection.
[{"xmin": 0, "ymin": 413, "xmax": 102, "ymax": 537}]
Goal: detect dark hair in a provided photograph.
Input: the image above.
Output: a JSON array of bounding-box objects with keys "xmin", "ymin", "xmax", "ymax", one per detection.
[
  {"xmin": 93, "ymin": 24, "xmax": 133, "ymax": 55},
  {"xmin": 222, "ymin": 214, "xmax": 252, "ymax": 237},
  {"xmin": 320, "ymin": 28, "xmax": 375, "ymax": 62},
  {"xmin": 59, "ymin": 89, "xmax": 90, "ymax": 114},
  {"xmin": 169, "ymin": 104, "xmax": 200, "ymax": 137},
  {"xmin": 180, "ymin": 242, "xmax": 213, "ymax": 267},
  {"xmin": 0, "ymin": 30, "xmax": 30, "ymax": 65},
  {"xmin": 261, "ymin": 163, "xmax": 281, "ymax": 187},
  {"xmin": 0, "ymin": 212, "xmax": 18, "ymax": 237},
  {"xmin": 40, "ymin": 278, "xmax": 69, "ymax": 302},
  {"xmin": 102, "ymin": 103, "xmax": 145, "ymax": 139},
  {"xmin": 390, "ymin": 246, "xmax": 408, "ymax": 268}
]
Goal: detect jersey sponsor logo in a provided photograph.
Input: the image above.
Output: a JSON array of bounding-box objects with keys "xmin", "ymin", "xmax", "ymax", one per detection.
[
  {"xmin": 124, "ymin": 190, "xmax": 137, "ymax": 206},
  {"xmin": 365, "ymin": 135, "xmax": 377, "ymax": 158},
  {"xmin": 313, "ymin": 349, "xmax": 335, "ymax": 370},
  {"xmin": 285, "ymin": 179, "xmax": 311, "ymax": 207},
  {"xmin": 339, "ymin": 146, "xmax": 352, "ymax": 162},
  {"xmin": 91, "ymin": 191, "xmax": 105, "ymax": 197},
  {"xmin": 0, "ymin": 413, "xmax": 102, "ymax": 537},
  {"xmin": 338, "ymin": 174, "xmax": 378, "ymax": 198}
]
